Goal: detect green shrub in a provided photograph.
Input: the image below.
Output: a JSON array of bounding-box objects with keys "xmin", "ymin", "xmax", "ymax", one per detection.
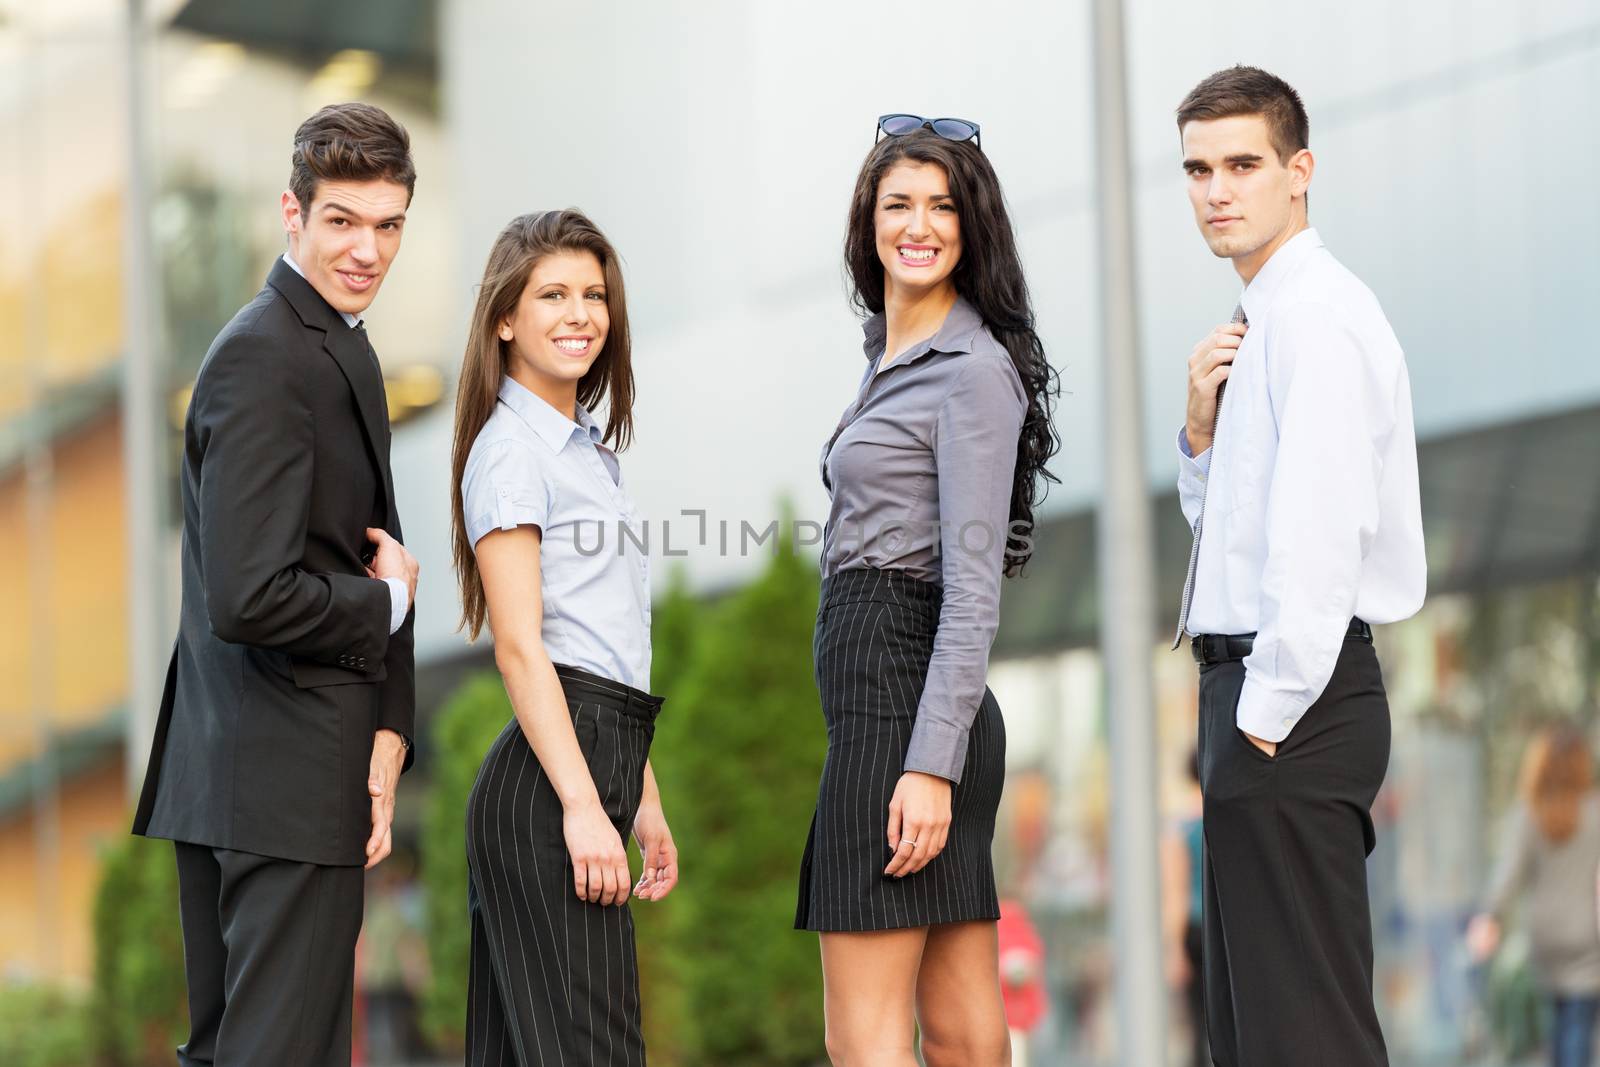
[
  {"xmin": 90, "ymin": 835, "xmax": 187, "ymax": 1064},
  {"xmin": 0, "ymin": 983, "xmax": 93, "ymax": 1067},
  {"xmin": 648, "ymin": 537, "xmax": 827, "ymax": 1064}
]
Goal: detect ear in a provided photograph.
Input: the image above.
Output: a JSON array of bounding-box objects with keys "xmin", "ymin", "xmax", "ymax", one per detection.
[
  {"xmin": 1289, "ymin": 148, "xmax": 1314, "ymax": 201},
  {"xmin": 498, "ymin": 318, "xmax": 514, "ymax": 342},
  {"xmin": 281, "ymin": 189, "xmax": 305, "ymax": 255}
]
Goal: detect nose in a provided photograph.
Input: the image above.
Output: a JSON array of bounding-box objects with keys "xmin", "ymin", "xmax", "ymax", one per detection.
[
  {"xmin": 1206, "ymin": 173, "xmax": 1232, "ymax": 208},
  {"xmin": 564, "ymin": 295, "xmax": 590, "ymax": 327},
  {"xmin": 349, "ymin": 227, "xmax": 379, "ymax": 265},
  {"xmin": 906, "ymin": 206, "xmax": 933, "ymax": 241}
]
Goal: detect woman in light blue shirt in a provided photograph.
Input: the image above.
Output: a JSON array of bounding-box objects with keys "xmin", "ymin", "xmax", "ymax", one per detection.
[{"xmin": 448, "ymin": 209, "xmax": 675, "ymax": 1064}]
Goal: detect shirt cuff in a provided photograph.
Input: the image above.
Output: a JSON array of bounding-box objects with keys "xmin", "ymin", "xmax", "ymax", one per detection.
[
  {"xmin": 1176, "ymin": 427, "xmax": 1212, "ymax": 476},
  {"xmin": 902, "ymin": 720, "xmax": 970, "ymax": 784},
  {"xmin": 383, "ymin": 578, "xmax": 408, "ymax": 635},
  {"xmin": 1235, "ymin": 673, "xmax": 1310, "ymax": 744}
]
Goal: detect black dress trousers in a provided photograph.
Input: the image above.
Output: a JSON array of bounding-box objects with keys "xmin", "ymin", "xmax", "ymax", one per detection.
[
  {"xmin": 465, "ymin": 664, "xmax": 661, "ymax": 1067},
  {"xmin": 1197, "ymin": 636, "xmax": 1391, "ymax": 1067},
  {"xmin": 172, "ymin": 842, "xmax": 365, "ymax": 1067}
]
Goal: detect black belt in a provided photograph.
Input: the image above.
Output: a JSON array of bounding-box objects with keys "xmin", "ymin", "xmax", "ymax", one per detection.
[{"xmin": 1190, "ymin": 619, "xmax": 1372, "ymax": 666}]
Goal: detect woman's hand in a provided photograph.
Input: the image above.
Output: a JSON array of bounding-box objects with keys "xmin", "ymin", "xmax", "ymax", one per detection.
[
  {"xmin": 564, "ymin": 799, "xmax": 631, "ymax": 906},
  {"xmin": 1466, "ymin": 912, "xmax": 1501, "ymax": 963},
  {"xmin": 884, "ymin": 770, "xmax": 952, "ymax": 877},
  {"xmin": 631, "ymin": 798, "xmax": 679, "ymax": 902}
]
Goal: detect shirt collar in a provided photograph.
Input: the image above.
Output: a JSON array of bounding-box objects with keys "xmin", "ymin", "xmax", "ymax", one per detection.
[
  {"xmin": 497, "ymin": 375, "xmax": 603, "ymax": 453},
  {"xmin": 1239, "ymin": 227, "xmax": 1323, "ymax": 324},
  {"xmin": 280, "ymin": 252, "xmax": 363, "ymax": 329},
  {"xmin": 860, "ymin": 294, "xmax": 985, "ymax": 363}
]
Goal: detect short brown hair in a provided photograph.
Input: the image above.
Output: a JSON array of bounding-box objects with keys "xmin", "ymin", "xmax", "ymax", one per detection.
[
  {"xmin": 289, "ymin": 102, "xmax": 416, "ymax": 212},
  {"xmin": 1176, "ymin": 65, "xmax": 1309, "ymax": 163}
]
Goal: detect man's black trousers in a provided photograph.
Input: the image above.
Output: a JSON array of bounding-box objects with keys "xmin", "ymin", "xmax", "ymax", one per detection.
[
  {"xmin": 1196, "ymin": 637, "xmax": 1390, "ymax": 1067},
  {"xmin": 172, "ymin": 842, "xmax": 364, "ymax": 1067}
]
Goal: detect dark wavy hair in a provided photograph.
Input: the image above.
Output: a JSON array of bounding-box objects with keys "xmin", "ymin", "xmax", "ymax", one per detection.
[{"xmin": 844, "ymin": 130, "xmax": 1060, "ymax": 575}]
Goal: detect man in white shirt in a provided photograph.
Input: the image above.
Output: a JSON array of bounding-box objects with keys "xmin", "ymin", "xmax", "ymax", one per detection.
[{"xmin": 1172, "ymin": 66, "xmax": 1425, "ymax": 1066}]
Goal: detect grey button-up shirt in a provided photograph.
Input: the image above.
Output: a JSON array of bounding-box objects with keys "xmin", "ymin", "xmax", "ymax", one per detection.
[
  {"xmin": 821, "ymin": 296, "xmax": 1026, "ymax": 782},
  {"xmin": 461, "ymin": 376, "xmax": 652, "ymax": 690}
]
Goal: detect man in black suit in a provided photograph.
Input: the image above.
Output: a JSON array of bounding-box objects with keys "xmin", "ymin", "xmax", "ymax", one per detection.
[{"xmin": 133, "ymin": 102, "xmax": 421, "ymax": 1067}]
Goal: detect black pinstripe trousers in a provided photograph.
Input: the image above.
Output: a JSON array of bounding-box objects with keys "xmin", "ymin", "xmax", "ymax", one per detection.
[
  {"xmin": 465, "ymin": 664, "xmax": 662, "ymax": 1067},
  {"xmin": 796, "ymin": 566, "xmax": 1004, "ymax": 932}
]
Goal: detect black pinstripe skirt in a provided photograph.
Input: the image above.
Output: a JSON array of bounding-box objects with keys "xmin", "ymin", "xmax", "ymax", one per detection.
[
  {"xmin": 465, "ymin": 664, "xmax": 662, "ymax": 1067},
  {"xmin": 795, "ymin": 566, "xmax": 1005, "ymax": 932}
]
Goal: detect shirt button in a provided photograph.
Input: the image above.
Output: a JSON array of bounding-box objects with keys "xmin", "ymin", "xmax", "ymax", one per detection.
[{"xmin": 1282, "ymin": 717, "xmax": 1294, "ymax": 728}]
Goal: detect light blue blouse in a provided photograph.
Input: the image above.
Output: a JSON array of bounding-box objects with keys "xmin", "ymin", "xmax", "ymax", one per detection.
[{"xmin": 461, "ymin": 375, "xmax": 652, "ymax": 691}]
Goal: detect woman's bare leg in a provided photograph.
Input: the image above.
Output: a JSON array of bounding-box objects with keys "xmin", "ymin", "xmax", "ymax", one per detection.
[
  {"xmin": 916, "ymin": 920, "xmax": 1011, "ymax": 1067},
  {"xmin": 819, "ymin": 928, "xmax": 928, "ymax": 1067}
]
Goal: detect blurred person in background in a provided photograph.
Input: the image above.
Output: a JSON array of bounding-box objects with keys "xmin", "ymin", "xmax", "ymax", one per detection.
[
  {"xmin": 1162, "ymin": 750, "xmax": 1209, "ymax": 1067},
  {"xmin": 1468, "ymin": 723, "xmax": 1600, "ymax": 1067},
  {"xmin": 795, "ymin": 115, "xmax": 1059, "ymax": 1067},
  {"xmin": 359, "ymin": 849, "xmax": 430, "ymax": 1064},
  {"xmin": 450, "ymin": 209, "xmax": 677, "ymax": 1064},
  {"xmin": 131, "ymin": 102, "xmax": 420, "ymax": 1067},
  {"xmin": 1172, "ymin": 65, "xmax": 1425, "ymax": 1066}
]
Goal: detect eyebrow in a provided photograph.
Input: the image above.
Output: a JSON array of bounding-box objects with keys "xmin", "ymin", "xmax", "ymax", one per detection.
[
  {"xmin": 879, "ymin": 192, "xmax": 954, "ymax": 201},
  {"xmin": 319, "ymin": 200, "xmax": 407, "ymax": 224},
  {"xmin": 1182, "ymin": 153, "xmax": 1264, "ymax": 169}
]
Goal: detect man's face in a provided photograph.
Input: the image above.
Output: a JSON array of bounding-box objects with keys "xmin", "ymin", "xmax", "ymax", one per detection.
[
  {"xmin": 281, "ymin": 178, "xmax": 410, "ymax": 316},
  {"xmin": 1181, "ymin": 114, "xmax": 1310, "ymax": 265}
]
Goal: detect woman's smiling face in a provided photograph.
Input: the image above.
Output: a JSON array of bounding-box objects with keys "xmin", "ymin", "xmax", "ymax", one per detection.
[
  {"xmin": 500, "ymin": 249, "xmax": 610, "ymax": 387},
  {"xmin": 874, "ymin": 160, "xmax": 961, "ymax": 299}
]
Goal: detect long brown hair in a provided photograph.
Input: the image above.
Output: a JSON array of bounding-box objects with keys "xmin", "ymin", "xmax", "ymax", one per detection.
[
  {"xmin": 1519, "ymin": 723, "xmax": 1594, "ymax": 843},
  {"xmin": 450, "ymin": 209, "xmax": 635, "ymax": 640},
  {"xmin": 844, "ymin": 131, "xmax": 1060, "ymax": 576}
]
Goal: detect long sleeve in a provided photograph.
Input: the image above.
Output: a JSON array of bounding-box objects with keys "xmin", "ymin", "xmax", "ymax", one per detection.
[
  {"xmin": 906, "ymin": 358, "xmax": 1026, "ymax": 782},
  {"xmin": 1482, "ymin": 805, "xmax": 1534, "ymax": 918},
  {"xmin": 195, "ymin": 328, "xmax": 392, "ymax": 669},
  {"xmin": 1237, "ymin": 302, "xmax": 1399, "ymax": 742},
  {"xmin": 1176, "ymin": 428, "xmax": 1211, "ymax": 529},
  {"xmin": 377, "ymin": 580, "xmax": 417, "ymax": 773}
]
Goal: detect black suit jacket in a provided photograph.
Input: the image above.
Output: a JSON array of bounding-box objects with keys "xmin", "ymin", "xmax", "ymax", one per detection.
[{"xmin": 133, "ymin": 258, "xmax": 416, "ymax": 866}]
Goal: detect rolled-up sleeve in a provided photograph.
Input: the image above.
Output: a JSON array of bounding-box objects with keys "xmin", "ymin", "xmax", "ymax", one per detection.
[
  {"xmin": 462, "ymin": 438, "xmax": 555, "ymax": 551},
  {"xmin": 907, "ymin": 357, "xmax": 1027, "ymax": 782}
]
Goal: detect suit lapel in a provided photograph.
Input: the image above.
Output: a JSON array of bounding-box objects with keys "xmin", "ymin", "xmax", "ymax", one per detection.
[{"xmin": 266, "ymin": 258, "xmax": 398, "ymax": 528}]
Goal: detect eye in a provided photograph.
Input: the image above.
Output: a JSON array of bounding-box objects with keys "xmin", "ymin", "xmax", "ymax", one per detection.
[
  {"xmin": 379, "ymin": 222, "xmax": 399, "ymax": 231},
  {"xmin": 1233, "ymin": 162, "xmax": 1256, "ymax": 173},
  {"xmin": 934, "ymin": 203, "xmax": 956, "ymax": 212},
  {"xmin": 542, "ymin": 290, "xmax": 564, "ymax": 300},
  {"xmin": 883, "ymin": 202, "xmax": 907, "ymax": 211},
  {"xmin": 585, "ymin": 291, "xmax": 605, "ymax": 301},
  {"xmin": 329, "ymin": 217, "xmax": 348, "ymax": 226}
]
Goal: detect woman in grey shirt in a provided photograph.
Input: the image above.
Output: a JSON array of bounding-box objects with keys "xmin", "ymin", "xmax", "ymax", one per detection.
[
  {"xmin": 795, "ymin": 116, "xmax": 1059, "ymax": 1067},
  {"xmin": 1469, "ymin": 724, "xmax": 1600, "ymax": 1067}
]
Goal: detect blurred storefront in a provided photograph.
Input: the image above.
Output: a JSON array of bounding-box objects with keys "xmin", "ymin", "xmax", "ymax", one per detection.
[
  {"xmin": 989, "ymin": 404, "xmax": 1600, "ymax": 1062},
  {"xmin": 0, "ymin": 0, "xmax": 452, "ymax": 985}
]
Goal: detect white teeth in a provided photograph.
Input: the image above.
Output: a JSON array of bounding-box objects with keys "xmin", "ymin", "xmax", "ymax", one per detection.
[
  {"xmin": 555, "ymin": 339, "xmax": 589, "ymax": 352},
  {"xmin": 900, "ymin": 248, "xmax": 936, "ymax": 260}
]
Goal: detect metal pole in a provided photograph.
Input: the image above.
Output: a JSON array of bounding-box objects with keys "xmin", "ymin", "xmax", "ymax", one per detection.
[
  {"xmin": 1090, "ymin": 0, "xmax": 1169, "ymax": 1062},
  {"xmin": 122, "ymin": 0, "xmax": 167, "ymax": 798}
]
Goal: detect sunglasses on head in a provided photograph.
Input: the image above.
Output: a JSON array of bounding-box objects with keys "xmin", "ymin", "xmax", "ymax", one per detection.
[{"xmin": 876, "ymin": 113, "xmax": 982, "ymax": 150}]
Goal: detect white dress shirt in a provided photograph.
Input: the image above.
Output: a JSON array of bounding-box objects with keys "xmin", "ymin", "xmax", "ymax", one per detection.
[
  {"xmin": 1177, "ymin": 228, "xmax": 1426, "ymax": 742},
  {"xmin": 461, "ymin": 376, "xmax": 652, "ymax": 691},
  {"xmin": 281, "ymin": 251, "xmax": 408, "ymax": 636}
]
